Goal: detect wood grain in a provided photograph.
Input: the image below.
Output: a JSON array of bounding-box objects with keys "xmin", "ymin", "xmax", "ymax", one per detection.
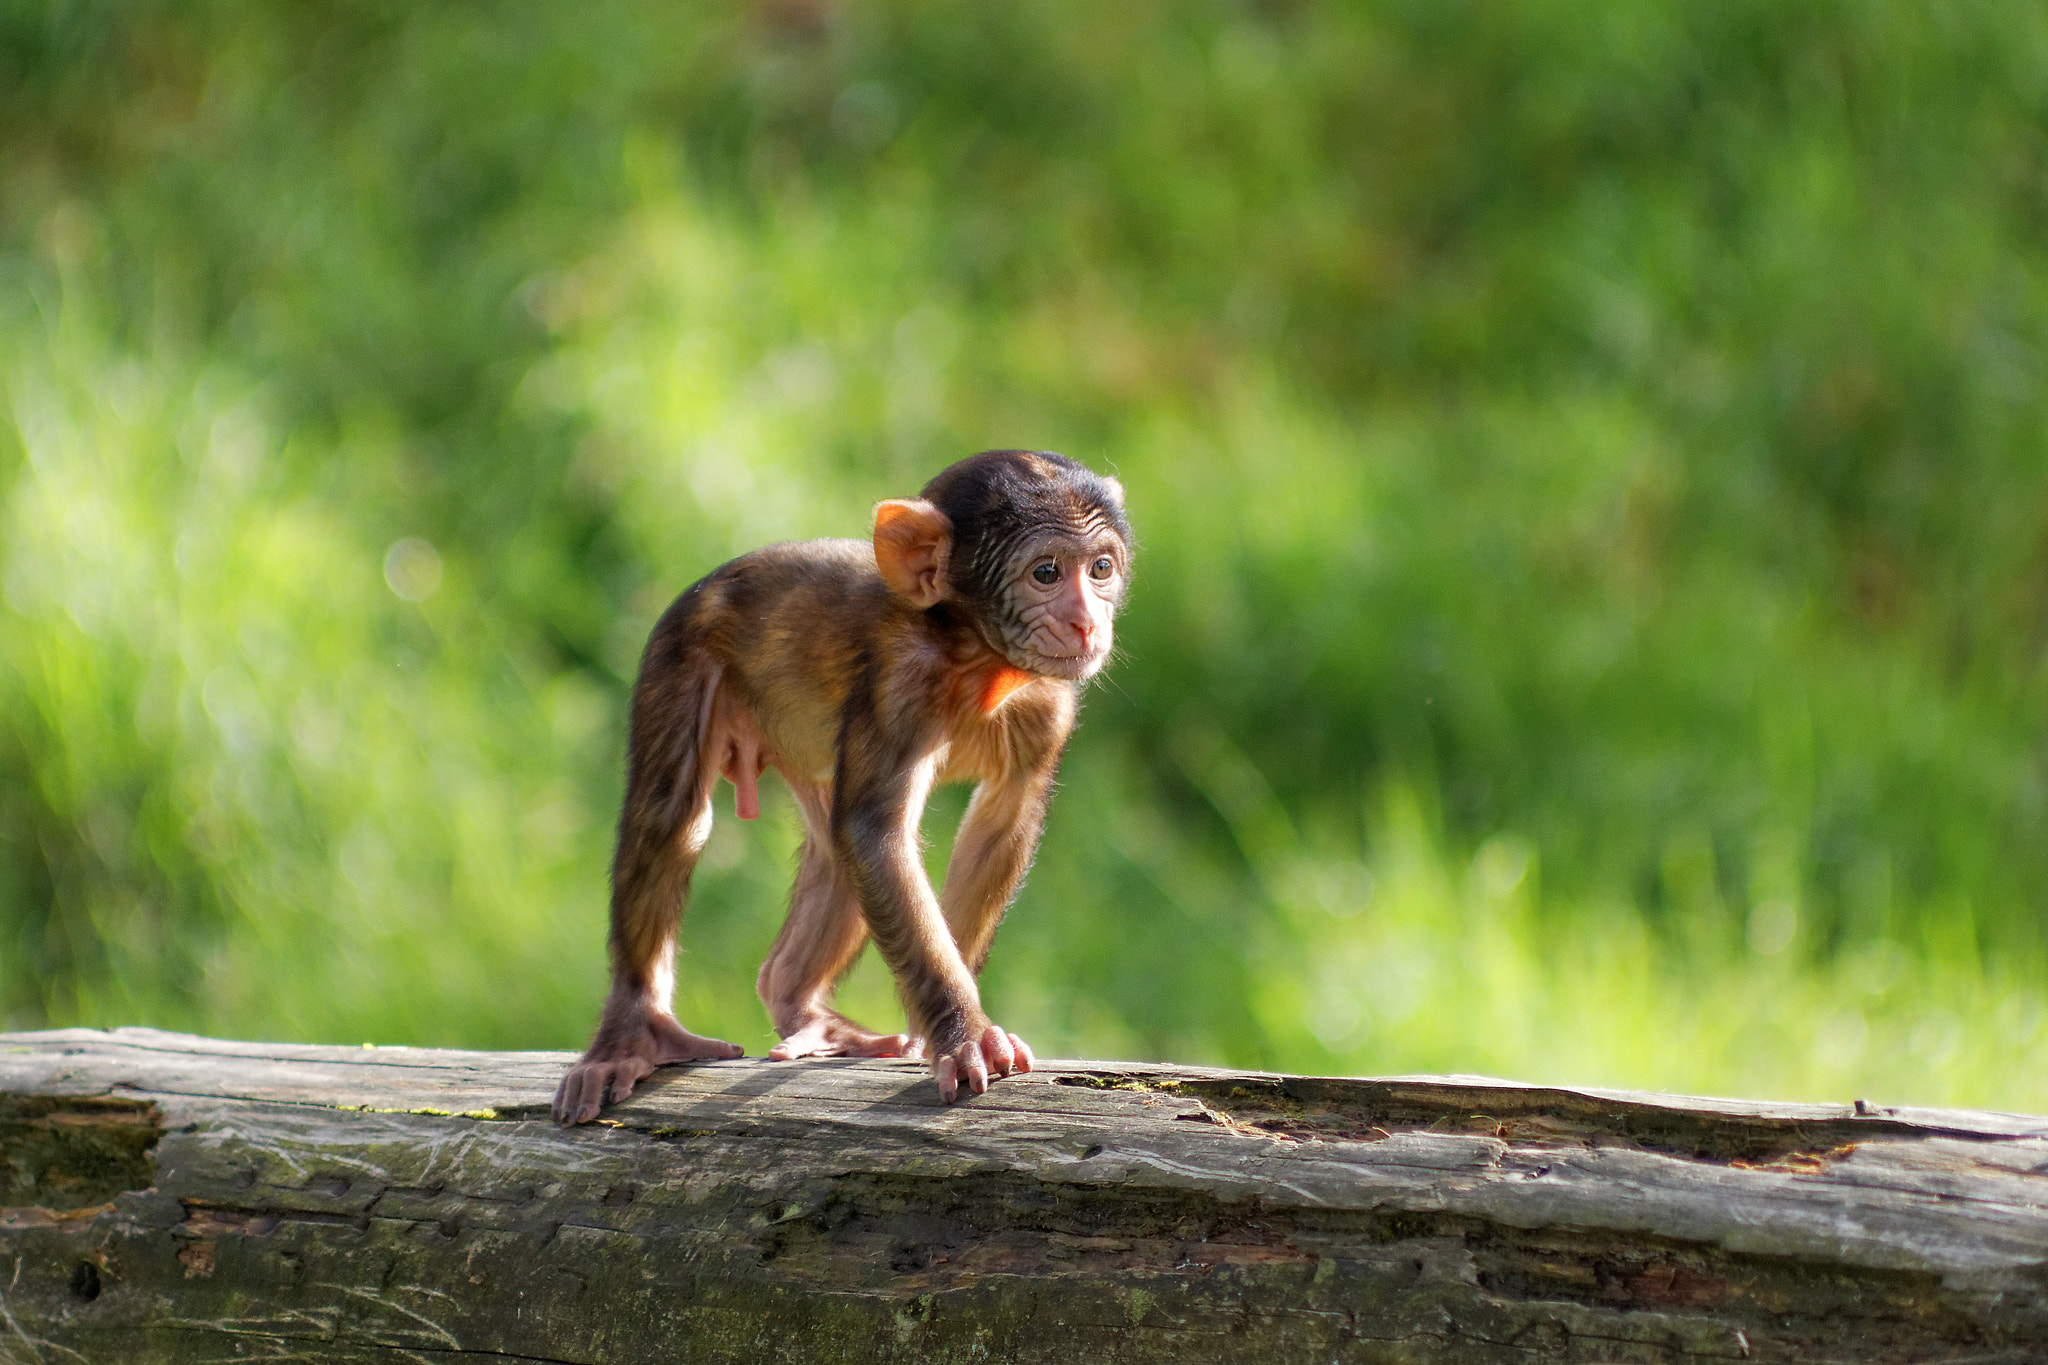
[{"xmin": 3, "ymin": 1028, "xmax": 2045, "ymax": 1362}]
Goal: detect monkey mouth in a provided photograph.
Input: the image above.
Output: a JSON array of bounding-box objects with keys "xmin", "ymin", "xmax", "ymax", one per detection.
[
  {"xmin": 991, "ymin": 620, "xmax": 1111, "ymax": 681},
  {"xmin": 1013, "ymin": 642, "xmax": 1109, "ymax": 681}
]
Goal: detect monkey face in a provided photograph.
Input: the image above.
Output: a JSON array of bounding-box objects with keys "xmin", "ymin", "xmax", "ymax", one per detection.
[
  {"xmin": 885, "ymin": 448, "xmax": 1135, "ymax": 681},
  {"xmin": 990, "ymin": 531, "xmax": 1126, "ymax": 680}
]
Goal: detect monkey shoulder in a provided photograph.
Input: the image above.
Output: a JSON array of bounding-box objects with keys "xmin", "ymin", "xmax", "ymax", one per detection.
[
  {"xmin": 705, "ymin": 538, "xmax": 879, "ymax": 598},
  {"xmin": 684, "ymin": 538, "xmax": 928, "ymax": 699},
  {"xmin": 684, "ymin": 540, "xmax": 892, "ymax": 640}
]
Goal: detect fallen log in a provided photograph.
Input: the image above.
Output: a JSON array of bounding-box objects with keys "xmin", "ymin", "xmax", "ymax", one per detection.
[{"xmin": 2, "ymin": 1028, "xmax": 2045, "ymax": 1363}]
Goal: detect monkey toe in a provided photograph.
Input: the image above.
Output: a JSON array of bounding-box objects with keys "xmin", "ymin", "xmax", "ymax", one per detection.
[
  {"xmin": 555, "ymin": 1021, "xmax": 732, "ymax": 1125},
  {"xmin": 550, "ymin": 1078, "xmax": 578, "ymax": 1126},
  {"xmin": 647, "ymin": 1020, "xmax": 744, "ymax": 1064},
  {"xmin": 605, "ymin": 1065, "xmax": 643, "ymax": 1105},
  {"xmin": 766, "ymin": 1034, "xmax": 886, "ymax": 1061},
  {"xmin": 553, "ymin": 1065, "xmax": 616, "ymax": 1126},
  {"xmin": 769, "ymin": 1018, "xmax": 914, "ymax": 1061},
  {"xmin": 767, "ymin": 1025, "xmax": 845, "ymax": 1060},
  {"xmin": 654, "ymin": 1037, "xmax": 743, "ymax": 1063},
  {"xmin": 766, "ymin": 1037, "xmax": 827, "ymax": 1061},
  {"xmin": 843, "ymin": 1031, "xmax": 917, "ymax": 1064}
]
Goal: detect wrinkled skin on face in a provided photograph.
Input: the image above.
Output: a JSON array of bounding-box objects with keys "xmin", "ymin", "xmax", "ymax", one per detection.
[
  {"xmin": 991, "ymin": 532, "xmax": 1126, "ymax": 680},
  {"xmin": 920, "ymin": 450, "xmax": 1132, "ymax": 683}
]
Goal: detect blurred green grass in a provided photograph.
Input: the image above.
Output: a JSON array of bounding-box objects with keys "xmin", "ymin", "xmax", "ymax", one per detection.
[{"xmin": 6, "ymin": 1, "xmax": 2048, "ymax": 1109}]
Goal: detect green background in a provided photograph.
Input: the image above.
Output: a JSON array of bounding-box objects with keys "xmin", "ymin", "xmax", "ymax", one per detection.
[{"xmin": 6, "ymin": 1, "xmax": 2047, "ymax": 1110}]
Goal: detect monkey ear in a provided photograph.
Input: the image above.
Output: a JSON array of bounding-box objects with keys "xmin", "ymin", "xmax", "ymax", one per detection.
[{"xmin": 873, "ymin": 499, "xmax": 952, "ymax": 608}]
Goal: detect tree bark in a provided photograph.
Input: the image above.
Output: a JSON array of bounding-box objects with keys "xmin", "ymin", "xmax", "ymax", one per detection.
[{"xmin": 2, "ymin": 1028, "xmax": 2045, "ymax": 1363}]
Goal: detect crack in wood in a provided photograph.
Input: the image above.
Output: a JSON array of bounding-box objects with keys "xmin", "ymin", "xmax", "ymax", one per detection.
[
  {"xmin": 1068, "ymin": 1074, "xmax": 2048, "ymax": 1166},
  {"xmin": 0, "ymin": 1095, "xmax": 162, "ymax": 1215}
]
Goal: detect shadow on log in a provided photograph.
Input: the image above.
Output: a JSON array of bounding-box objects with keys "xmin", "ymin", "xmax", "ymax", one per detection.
[{"xmin": 3, "ymin": 1027, "xmax": 2046, "ymax": 1363}]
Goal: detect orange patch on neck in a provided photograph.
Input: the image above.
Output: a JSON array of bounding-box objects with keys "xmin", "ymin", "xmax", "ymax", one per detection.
[{"xmin": 979, "ymin": 664, "xmax": 1036, "ymax": 714}]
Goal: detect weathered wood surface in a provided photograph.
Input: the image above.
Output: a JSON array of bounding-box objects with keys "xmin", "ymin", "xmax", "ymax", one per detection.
[{"xmin": 2, "ymin": 1030, "xmax": 2047, "ymax": 1364}]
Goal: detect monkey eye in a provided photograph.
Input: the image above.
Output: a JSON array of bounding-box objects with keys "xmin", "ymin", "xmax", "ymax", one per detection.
[
  {"xmin": 1031, "ymin": 562, "xmax": 1060, "ymax": 586},
  {"xmin": 1089, "ymin": 556, "xmax": 1116, "ymax": 581}
]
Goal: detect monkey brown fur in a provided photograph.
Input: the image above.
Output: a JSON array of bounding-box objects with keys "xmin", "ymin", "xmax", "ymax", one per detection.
[{"xmin": 553, "ymin": 450, "xmax": 1132, "ymax": 1124}]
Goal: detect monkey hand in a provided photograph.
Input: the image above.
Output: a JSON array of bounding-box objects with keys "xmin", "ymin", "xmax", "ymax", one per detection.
[
  {"xmin": 553, "ymin": 1004, "xmax": 742, "ymax": 1126},
  {"xmin": 932, "ymin": 1020, "xmax": 1035, "ymax": 1103}
]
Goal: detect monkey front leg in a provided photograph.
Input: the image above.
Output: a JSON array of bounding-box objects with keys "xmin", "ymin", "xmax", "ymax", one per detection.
[
  {"xmin": 835, "ymin": 757, "xmax": 1026, "ymax": 1102},
  {"xmin": 919, "ymin": 770, "xmax": 1057, "ymax": 1066},
  {"xmin": 941, "ymin": 772, "xmax": 1055, "ymax": 974}
]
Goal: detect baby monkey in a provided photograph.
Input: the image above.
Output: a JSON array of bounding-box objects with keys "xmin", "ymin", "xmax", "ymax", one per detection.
[{"xmin": 554, "ymin": 450, "xmax": 1132, "ymax": 1124}]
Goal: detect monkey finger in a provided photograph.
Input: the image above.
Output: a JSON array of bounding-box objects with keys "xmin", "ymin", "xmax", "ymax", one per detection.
[
  {"xmin": 1007, "ymin": 1033, "xmax": 1035, "ymax": 1073},
  {"xmin": 979, "ymin": 1025, "xmax": 1017, "ymax": 1078},
  {"xmin": 962, "ymin": 1046, "xmax": 991, "ymax": 1095},
  {"xmin": 935, "ymin": 1055, "xmax": 959, "ymax": 1103}
]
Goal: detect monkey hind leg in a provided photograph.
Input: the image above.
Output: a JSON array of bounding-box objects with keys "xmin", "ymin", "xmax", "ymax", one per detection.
[
  {"xmin": 759, "ymin": 865, "xmax": 917, "ymax": 1060},
  {"xmin": 759, "ymin": 787, "xmax": 915, "ymax": 1061},
  {"xmin": 557, "ymin": 653, "xmax": 744, "ymax": 1126}
]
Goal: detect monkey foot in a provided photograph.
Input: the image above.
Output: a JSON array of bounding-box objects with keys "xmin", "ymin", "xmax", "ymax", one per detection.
[
  {"xmin": 553, "ymin": 1011, "xmax": 742, "ymax": 1125},
  {"xmin": 767, "ymin": 1015, "xmax": 918, "ymax": 1061},
  {"xmin": 935, "ymin": 1024, "xmax": 1035, "ymax": 1103}
]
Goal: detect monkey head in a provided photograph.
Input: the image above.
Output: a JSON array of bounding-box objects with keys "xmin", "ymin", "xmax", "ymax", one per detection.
[{"xmin": 873, "ymin": 450, "xmax": 1132, "ymax": 682}]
